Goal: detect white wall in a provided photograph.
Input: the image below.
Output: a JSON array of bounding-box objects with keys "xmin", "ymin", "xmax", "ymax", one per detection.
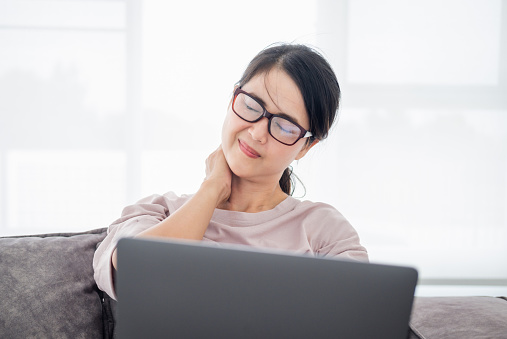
[{"xmin": 1, "ymin": 0, "xmax": 506, "ymax": 296}]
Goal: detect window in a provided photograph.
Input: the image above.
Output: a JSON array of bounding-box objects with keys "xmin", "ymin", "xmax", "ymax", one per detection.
[
  {"xmin": 308, "ymin": 0, "xmax": 507, "ymax": 296},
  {"xmin": 0, "ymin": 0, "xmax": 129, "ymax": 235},
  {"xmin": 1, "ymin": 0, "xmax": 506, "ymax": 296}
]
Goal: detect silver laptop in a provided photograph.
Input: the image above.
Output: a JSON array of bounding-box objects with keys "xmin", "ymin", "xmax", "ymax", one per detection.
[{"xmin": 116, "ymin": 238, "xmax": 417, "ymax": 339}]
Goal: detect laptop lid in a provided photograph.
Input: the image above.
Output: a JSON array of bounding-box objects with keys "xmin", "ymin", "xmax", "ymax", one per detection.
[{"xmin": 116, "ymin": 238, "xmax": 417, "ymax": 339}]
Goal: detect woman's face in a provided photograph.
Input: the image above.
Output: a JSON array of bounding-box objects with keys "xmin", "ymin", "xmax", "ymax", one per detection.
[{"xmin": 221, "ymin": 68, "xmax": 316, "ymax": 184}]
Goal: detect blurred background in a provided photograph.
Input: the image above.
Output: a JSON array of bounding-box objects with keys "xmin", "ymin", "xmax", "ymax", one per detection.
[{"xmin": 1, "ymin": 0, "xmax": 506, "ymax": 296}]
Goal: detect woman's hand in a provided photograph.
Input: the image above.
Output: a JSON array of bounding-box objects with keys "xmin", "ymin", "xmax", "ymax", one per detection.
[
  {"xmin": 203, "ymin": 145, "xmax": 232, "ymax": 207},
  {"xmin": 127, "ymin": 146, "xmax": 232, "ymax": 255}
]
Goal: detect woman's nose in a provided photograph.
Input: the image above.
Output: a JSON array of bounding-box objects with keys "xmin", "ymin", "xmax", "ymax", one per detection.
[{"xmin": 248, "ymin": 117, "xmax": 269, "ymax": 144}]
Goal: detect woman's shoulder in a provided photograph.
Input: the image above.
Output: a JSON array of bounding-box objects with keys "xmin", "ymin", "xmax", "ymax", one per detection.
[
  {"xmin": 121, "ymin": 191, "xmax": 193, "ymax": 216},
  {"xmin": 160, "ymin": 191, "xmax": 193, "ymax": 204},
  {"xmin": 291, "ymin": 197, "xmax": 344, "ymax": 218},
  {"xmin": 150, "ymin": 191, "xmax": 193, "ymax": 212},
  {"xmin": 289, "ymin": 197, "xmax": 353, "ymax": 232},
  {"xmin": 136, "ymin": 191, "xmax": 193, "ymax": 205}
]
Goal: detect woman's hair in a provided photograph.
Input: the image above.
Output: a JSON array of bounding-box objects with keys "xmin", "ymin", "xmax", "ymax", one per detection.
[{"xmin": 237, "ymin": 43, "xmax": 341, "ymax": 195}]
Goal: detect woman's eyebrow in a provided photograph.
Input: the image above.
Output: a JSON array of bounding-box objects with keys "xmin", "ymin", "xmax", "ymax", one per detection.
[
  {"xmin": 249, "ymin": 92, "xmax": 302, "ymax": 125},
  {"xmin": 248, "ymin": 92, "xmax": 267, "ymax": 107},
  {"xmin": 276, "ymin": 112, "xmax": 301, "ymax": 125}
]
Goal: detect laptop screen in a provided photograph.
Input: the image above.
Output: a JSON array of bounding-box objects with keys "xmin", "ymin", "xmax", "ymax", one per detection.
[{"xmin": 116, "ymin": 238, "xmax": 417, "ymax": 339}]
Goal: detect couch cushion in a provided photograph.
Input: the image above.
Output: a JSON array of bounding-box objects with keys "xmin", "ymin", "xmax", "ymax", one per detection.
[
  {"xmin": 409, "ymin": 296, "xmax": 507, "ymax": 339},
  {"xmin": 0, "ymin": 228, "xmax": 107, "ymax": 339}
]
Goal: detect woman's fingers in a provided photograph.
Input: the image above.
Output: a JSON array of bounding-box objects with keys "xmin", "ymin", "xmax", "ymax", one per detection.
[
  {"xmin": 203, "ymin": 146, "xmax": 232, "ymax": 205},
  {"xmin": 205, "ymin": 146, "xmax": 221, "ymax": 178},
  {"xmin": 205, "ymin": 146, "xmax": 230, "ymax": 179}
]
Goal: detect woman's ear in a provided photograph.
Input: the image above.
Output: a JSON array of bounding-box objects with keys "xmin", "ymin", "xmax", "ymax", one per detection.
[{"xmin": 295, "ymin": 139, "xmax": 319, "ymax": 160}]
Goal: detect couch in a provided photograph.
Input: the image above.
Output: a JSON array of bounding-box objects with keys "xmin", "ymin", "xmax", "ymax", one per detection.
[{"xmin": 0, "ymin": 228, "xmax": 506, "ymax": 338}]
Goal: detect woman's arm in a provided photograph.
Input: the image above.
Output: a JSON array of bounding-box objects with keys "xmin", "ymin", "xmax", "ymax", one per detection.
[{"xmin": 111, "ymin": 146, "xmax": 231, "ymax": 269}]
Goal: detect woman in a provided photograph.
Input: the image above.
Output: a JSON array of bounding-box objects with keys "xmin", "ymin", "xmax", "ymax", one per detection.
[{"xmin": 93, "ymin": 43, "xmax": 368, "ymax": 300}]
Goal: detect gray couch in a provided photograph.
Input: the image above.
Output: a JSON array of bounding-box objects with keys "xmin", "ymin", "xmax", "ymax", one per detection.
[{"xmin": 1, "ymin": 228, "xmax": 506, "ymax": 338}]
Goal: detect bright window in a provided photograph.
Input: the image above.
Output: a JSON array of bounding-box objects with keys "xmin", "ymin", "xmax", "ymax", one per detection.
[{"xmin": 1, "ymin": 0, "xmax": 506, "ymax": 296}]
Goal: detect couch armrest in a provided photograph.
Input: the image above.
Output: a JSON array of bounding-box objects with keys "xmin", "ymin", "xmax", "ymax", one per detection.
[
  {"xmin": 0, "ymin": 228, "xmax": 107, "ymax": 338},
  {"xmin": 409, "ymin": 296, "xmax": 507, "ymax": 339}
]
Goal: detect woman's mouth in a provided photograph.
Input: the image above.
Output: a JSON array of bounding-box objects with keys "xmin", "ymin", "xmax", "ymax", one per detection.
[{"xmin": 238, "ymin": 140, "xmax": 261, "ymax": 158}]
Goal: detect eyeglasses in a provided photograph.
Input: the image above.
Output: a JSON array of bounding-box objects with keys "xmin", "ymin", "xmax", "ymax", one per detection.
[{"xmin": 232, "ymin": 87, "xmax": 313, "ymax": 146}]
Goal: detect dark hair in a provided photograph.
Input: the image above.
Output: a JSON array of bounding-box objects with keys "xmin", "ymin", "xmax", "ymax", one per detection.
[{"xmin": 237, "ymin": 43, "xmax": 341, "ymax": 195}]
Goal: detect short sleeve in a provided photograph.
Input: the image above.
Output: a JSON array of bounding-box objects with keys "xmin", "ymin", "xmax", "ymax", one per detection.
[
  {"xmin": 301, "ymin": 202, "xmax": 368, "ymax": 262},
  {"xmin": 93, "ymin": 192, "xmax": 188, "ymax": 300}
]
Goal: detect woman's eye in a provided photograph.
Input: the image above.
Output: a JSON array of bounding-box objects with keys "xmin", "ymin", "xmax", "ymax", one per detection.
[
  {"xmin": 275, "ymin": 121, "xmax": 297, "ymax": 135},
  {"xmin": 246, "ymin": 104, "xmax": 260, "ymax": 113}
]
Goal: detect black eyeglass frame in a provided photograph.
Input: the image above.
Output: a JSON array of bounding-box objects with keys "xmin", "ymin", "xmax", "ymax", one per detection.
[{"xmin": 232, "ymin": 87, "xmax": 313, "ymax": 146}]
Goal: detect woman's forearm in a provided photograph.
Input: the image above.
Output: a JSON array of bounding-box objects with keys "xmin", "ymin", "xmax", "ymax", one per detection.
[
  {"xmin": 135, "ymin": 180, "xmax": 224, "ymax": 240},
  {"xmin": 111, "ymin": 180, "xmax": 227, "ymax": 270},
  {"xmin": 111, "ymin": 146, "xmax": 232, "ymax": 270}
]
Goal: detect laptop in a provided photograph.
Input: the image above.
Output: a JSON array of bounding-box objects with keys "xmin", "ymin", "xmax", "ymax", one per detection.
[{"xmin": 116, "ymin": 238, "xmax": 417, "ymax": 339}]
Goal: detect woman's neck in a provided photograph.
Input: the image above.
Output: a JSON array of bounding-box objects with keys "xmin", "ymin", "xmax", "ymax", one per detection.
[{"xmin": 217, "ymin": 174, "xmax": 288, "ymax": 213}]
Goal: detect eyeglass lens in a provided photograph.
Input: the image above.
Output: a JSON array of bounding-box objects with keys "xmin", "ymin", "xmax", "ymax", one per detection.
[{"xmin": 234, "ymin": 92, "xmax": 303, "ymax": 145}]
